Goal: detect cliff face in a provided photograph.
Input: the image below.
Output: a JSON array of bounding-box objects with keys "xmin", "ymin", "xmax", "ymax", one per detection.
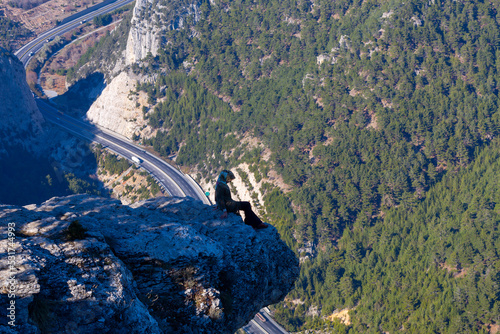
[
  {"xmin": 0, "ymin": 48, "xmax": 44, "ymax": 155},
  {"xmin": 125, "ymin": 0, "xmax": 202, "ymax": 64},
  {"xmin": 0, "ymin": 195, "xmax": 298, "ymax": 333},
  {"xmin": 85, "ymin": 71, "xmax": 150, "ymax": 139}
]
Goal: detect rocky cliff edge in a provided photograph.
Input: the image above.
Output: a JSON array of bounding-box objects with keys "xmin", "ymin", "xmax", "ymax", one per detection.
[{"xmin": 0, "ymin": 195, "xmax": 298, "ymax": 333}]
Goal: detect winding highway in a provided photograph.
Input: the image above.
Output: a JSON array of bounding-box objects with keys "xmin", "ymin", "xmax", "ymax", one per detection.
[
  {"xmin": 15, "ymin": 0, "xmax": 288, "ymax": 332},
  {"xmin": 37, "ymin": 100, "xmax": 208, "ymax": 202},
  {"xmin": 243, "ymin": 309, "xmax": 290, "ymax": 334},
  {"xmin": 15, "ymin": 0, "xmax": 136, "ymax": 66}
]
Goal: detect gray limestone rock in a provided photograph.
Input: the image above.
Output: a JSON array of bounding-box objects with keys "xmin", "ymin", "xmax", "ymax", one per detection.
[
  {"xmin": 0, "ymin": 195, "xmax": 298, "ymax": 333},
  {"xmin": 126, "ymin": 0, "xmax": 202, "ymax": 64}
]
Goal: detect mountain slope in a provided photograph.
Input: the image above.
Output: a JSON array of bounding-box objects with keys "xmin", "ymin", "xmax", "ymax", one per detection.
[{"xmin": 67, "ymin": 0, "xmax": 500, "ymax": 331}]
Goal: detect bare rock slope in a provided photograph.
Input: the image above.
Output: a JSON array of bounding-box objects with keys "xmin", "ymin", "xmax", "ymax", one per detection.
[
  {"xmin": 87, "ymin": 0, "xmax": 202, "ymax": 139},
  {"xmin": 0, "ymin": 195, "xmax": 298, "ymax": 333}
]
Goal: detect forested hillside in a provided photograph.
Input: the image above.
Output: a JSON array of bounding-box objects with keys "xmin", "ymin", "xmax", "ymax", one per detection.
[
  {"xmin": 78, "ymin": 0, "xmax": 500, "ymax": 331},
  {"xmin": 0, "ymin": 16, "xmax": 32, "ymax": 51},
  {"xmin": 280, "ymin": 138, "xmax": 500, "ymax": 332}
]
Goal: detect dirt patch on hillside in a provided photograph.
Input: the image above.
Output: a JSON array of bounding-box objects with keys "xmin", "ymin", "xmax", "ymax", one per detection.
[
  {"xmin": 0, "ymin": 0, "xmax": 106, "ymax": 37},
  {"xmin": 366, "ymin": 110, "xmax": 379, "ymax": 130},
  {"xmin": 487, "ymin": 323, "xmax": 499, "ymax": 334},
  {"xmin": 440, "ymin": 263, "xmax": 468, "ymax": 278}
]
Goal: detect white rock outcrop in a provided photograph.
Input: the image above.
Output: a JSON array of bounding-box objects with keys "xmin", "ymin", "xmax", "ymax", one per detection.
[
  {"xmin": 125, "ymin": 0, "xmax": 161, "ymax": 65},
  {"xmin": 0, "ymin": 195, "xmax": 298, "ymax": 333},
  {"xmin": 85, "ymin": 72, "xmax": 147, "ymax": 139},
  {"xmin": 125, "ymin": 0, "xmax": 202, "ymax": 64}
]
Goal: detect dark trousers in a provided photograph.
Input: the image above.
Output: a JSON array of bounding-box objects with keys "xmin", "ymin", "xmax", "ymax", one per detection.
[{"xmin": 234, "ymin": 201, "xmax": 263, "ymax": 227}]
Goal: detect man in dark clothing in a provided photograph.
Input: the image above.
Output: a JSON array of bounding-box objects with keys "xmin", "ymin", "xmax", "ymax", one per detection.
[{"xmin": 215, "ymin": 170, "xmax": 268, "ymax": 229}]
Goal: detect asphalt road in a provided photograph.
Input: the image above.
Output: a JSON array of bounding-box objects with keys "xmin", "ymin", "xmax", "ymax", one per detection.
[
  {"xmin": 243, "ymin": 309, "xmax": 289, "ymax": 334},
  {"xmin": 15, "ymin": 0, "xmax": 136, "ymax": 66}
]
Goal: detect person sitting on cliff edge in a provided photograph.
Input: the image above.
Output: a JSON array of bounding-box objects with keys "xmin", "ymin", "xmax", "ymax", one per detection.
[{"xmin": 215, "ymin": 170, "xmax": 268, "ymax": 229}]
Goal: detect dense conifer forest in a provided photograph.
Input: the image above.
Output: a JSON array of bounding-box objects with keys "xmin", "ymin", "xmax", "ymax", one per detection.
[
  {"xmin": 277, "ymin": 139, "xmax": 500, "ymax": 332},
  {"xmin": 78, "ymin": 0, "xmax": 500, "ymax": 331}
]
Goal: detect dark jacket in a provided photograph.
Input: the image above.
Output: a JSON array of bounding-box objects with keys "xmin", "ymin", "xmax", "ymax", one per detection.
[{"xmin": 215, "ymin": 182, "xmax": 238, "ymax": 213}]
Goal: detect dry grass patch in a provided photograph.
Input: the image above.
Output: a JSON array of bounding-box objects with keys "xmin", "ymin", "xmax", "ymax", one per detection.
[{"xmin": 327, "ymin": 308, "xmax": 353, "ymax": 325}]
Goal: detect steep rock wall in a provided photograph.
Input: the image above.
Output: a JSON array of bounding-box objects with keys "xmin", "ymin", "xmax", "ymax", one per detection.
[
  {"xmin": 88, "ymin": 0, "xmax": 202, "ymax": 138},
  {"xmin": 0, "ymin": 48, "xmax": 44, "ymax": 155}
]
